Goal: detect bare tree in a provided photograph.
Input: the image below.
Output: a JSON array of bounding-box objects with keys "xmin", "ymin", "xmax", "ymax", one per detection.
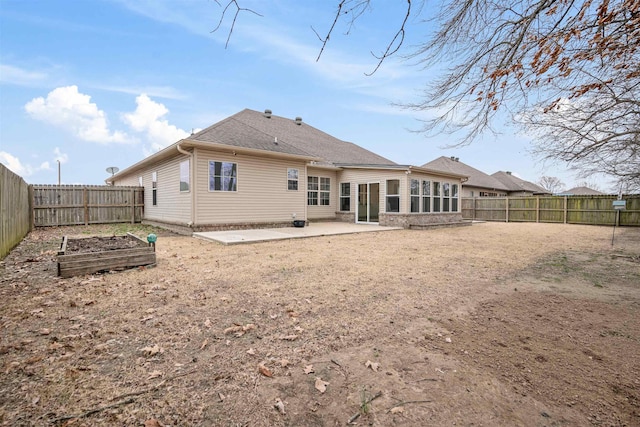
[
  {"xmin": 213, "ymin": 1, "xmax": 640, "ymax": 189},
  {"xmin": 538, "ymin": 176, "xmax": 565, "ymax": 194}
]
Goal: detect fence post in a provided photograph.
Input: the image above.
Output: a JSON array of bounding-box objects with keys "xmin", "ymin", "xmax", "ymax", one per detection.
[
  {"xmin": 536, "ymin": 196, "xmax": 540, "ymax": 223},
  {"xmin": 83, "ymin": 187, "xmax": 89, "ymax": 225},
  {"xmin": 505, "ymin": 197, "xmax": 509, "ymax": 223},
  {"xmin": 131, "ymin": 188, "xmax": 135, "ymax": 224},
  {"xmin": 28, "ymin": 185, "xmax": 35, "ymax": 231},
  {"xmin": 563, "ymin": 196, "xmax": 568, "ymax": 224}
]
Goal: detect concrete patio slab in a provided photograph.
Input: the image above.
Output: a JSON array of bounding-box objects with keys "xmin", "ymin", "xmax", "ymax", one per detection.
[{"xmin": 193, "ymin": 222, "xmax": 402, "ymax": 245}]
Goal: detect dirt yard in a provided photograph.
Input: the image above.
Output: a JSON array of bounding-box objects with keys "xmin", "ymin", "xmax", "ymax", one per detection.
[{"xmin": 0, "ymin": 222, "xmax": 638, "ymax": 427}]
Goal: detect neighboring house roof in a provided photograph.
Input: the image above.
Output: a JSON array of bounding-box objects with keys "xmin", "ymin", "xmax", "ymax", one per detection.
[
  {"xmin": 491, "ymin": 171, "xmax": 550, "ymax": 194},
  {"xmin": 421, "ymin": 156, "xmax": 509, "ymax": 191},
  {"xmin": 558, "ymin": 186, "xmax": 605, "ymax": 195},
  {"xmin": 190, "ymin": 109, "xmax": 397, "ymax": 166}
]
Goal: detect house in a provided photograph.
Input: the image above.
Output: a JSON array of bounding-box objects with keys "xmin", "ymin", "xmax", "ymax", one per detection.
[
  {"xmin": 108, "ymin": 109, "xmax": 467, "ymax": 232},
  {"xmin": 491, "ymin": 171, "xmax": 550, "ymax": 196},
  {"xmin": 557, "ymin": 186, "xmax": 605, "ymax": 196},
  {"xmin": 422, "ymin": 156, "xmax": 551, "ymax": 197}
]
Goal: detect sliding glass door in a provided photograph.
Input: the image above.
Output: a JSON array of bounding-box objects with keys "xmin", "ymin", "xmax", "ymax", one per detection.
[{"xmin": 357, "ymin": 182, "xmax": 379, "ymax": 223}]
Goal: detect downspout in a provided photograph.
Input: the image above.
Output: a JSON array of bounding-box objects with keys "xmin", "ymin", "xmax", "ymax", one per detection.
[{"xmin": 177, "ymin": 142, "xmax": 196, "ymax": 229}]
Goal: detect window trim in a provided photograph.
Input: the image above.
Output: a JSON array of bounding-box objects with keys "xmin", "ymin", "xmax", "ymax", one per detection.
[
  {"xmin": 339, "ymin": 182, "xmax": 351, "ymax": 212},
  {"xmin": 208, "ymin": 160, "xmax": 238, "ymax": 192},
  {"xmin": 386, "ymin": 179, "xmax": 400, "ymax": 213},
  {"xmin": 410, "ymin": 178, "xmax": 420, "ymax": 213},
  {"xmin": 422, "ymin": 180, "xmax": 431, "ymax": 213},
  {"xmin": 151, "ymin": 171, "xmax": 157, "ymax": 206},
  {"xmin": 179, "ymin": 159, "xmax": 190, "ymax": 192},
  {"xmin": 308, "ymin": 176, "xmax": 331, "ymax": 206},
  {"xmin": 287, "ymin": 168, "xmax": 299, "ymax": 191}
]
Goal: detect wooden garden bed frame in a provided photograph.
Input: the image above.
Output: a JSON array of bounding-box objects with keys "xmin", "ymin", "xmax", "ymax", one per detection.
[{"xmin": 57, "ymin": 232, "xmax": 156, "ymax": 278}]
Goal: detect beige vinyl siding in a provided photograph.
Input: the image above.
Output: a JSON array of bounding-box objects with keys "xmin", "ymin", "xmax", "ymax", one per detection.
[
  {"xmin": 143, "ymin": 155, "xmax": 192, "ymax": 223},
  {"xmin": 194, "ymin": 148, "xmax": 307, "ymax": 225},
  {"xmin": 113, "ymin": 175, "xmax": 140, "ymax": 187},
  {"xmin": 306, "ymin": 167, "xmax": 338, "ymax": 220}
]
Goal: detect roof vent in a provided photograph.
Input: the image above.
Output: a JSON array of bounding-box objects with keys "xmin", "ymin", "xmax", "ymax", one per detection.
[
  {"xmin": 506, "ymin": 171, "xmax": 512, "ymax": 175},
  {"xmin": 264, "ymin": 109, "xmax": 272, "ymax": 118},
  {"xmin": 295, "ymin": 117, "xmax": 302, "ymax": 125}
]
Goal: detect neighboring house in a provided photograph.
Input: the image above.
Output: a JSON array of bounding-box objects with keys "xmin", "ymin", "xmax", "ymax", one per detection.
[
  {"xmin": 491, "ymin": 171, "xmax": 551, "ymax": 196},
  {"xmin": 421, "ymin": 156, "xmax": 509, "ymax": 197},
  {"xmin": 108, "ymin": 109, "xmax": 467, "ymax": 232},
  {"xmin": 422, "ymin": 156, "xmax": 551, "ymax": 197},
  {"xmin": 557, "ymin": 186, "xmax": 605, "ymax": 196}
]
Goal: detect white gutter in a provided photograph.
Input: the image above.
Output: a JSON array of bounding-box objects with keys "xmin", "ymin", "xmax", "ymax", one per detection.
[{"xmin": 177, "ymin": 142, "xmax": 196, "ymax": 228}]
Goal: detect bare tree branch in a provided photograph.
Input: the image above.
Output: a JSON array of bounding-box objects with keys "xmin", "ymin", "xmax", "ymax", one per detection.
[{"xmin": 210, "ymin": 0, "xmax": 263, "ymax": 48}]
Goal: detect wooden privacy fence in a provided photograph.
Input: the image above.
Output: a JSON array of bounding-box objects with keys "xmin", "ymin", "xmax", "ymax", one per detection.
[
  {"xmin": 32, "ymin": 185, "xmax": 144, "ymax": 227},
  {"xmin": 1, "ymin": 164, "xmax": 31, "ymax": 258},
  {"xmin": 462, "ymin": 195, "xmax": 640, "ymax": 226}
]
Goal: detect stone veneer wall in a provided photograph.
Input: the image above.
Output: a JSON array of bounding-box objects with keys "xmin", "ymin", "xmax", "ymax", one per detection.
[
  {"xmin": 335, "ymin": 212, "xmax": 355, "ymax": 223},
  {"xmin": 379, "ymin": 213, "xmax": 464, "ymax": 228}
]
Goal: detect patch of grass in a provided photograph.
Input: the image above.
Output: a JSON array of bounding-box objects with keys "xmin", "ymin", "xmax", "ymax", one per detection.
[{"xmin": 360, "ymin": 387, "xmax": 371, "ymax": 414}]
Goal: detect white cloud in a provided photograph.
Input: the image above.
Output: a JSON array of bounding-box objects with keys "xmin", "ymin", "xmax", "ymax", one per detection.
[
  {"xmin": 53, "ymin": 147, "xmax": 69, "ymax": 164},
  {"xmin": 25, "ymin": 85, "xmax": 133, "ymax": 144},
  {"xmin": 0, "ymin": 148, "xmax": 71, "ymax": 178},
  {"xmin": 93, "ymin": 84, "xmax": 187, "ymax": 100},
  {"xmin": 122, "ymin": 94, "xmax": 189, "ymax": 153},
  {"xmin": 0, "ymin": 151, "xmax": 34, "ymax": 176},
  {"xmin": 0, "ymin": 64, "xmax": 48, "ymax": 86}
]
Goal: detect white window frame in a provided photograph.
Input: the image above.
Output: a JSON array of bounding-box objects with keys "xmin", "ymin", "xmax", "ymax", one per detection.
[
  {"xmin": 152, "ymin": 171, "xmax": 158, "ymax": 206},
  {"xmin": 339, "ymin": 182, "xmax": 351, "ymax": 212},
  {"xmin": 287, "ymin": 168, "xmax": 299, "ymax": 191},
  {"xmin": 386, "ymin": 179, "xmax": 400, "ymax": 213},
  {"xmin": 307, "ymin": 176, "xmax": 319, "ymax": 205},
  {"xmin": 209, "ymin": 160, "xmax": 237, "ymax": 192},
  {"xmin": 320, "ymin": 177, "xmax": 330, "ymax": 206},
  {"xmin": 422, "ymin": 180, "xmax": 431, "ymax": 213},
  {"xmin": 180, "ymin": 159, "xmax": 190, "ymax": 192},
  {"xmin": 410, "ymin": 178, "xmax": 420, "ymax": 213}
]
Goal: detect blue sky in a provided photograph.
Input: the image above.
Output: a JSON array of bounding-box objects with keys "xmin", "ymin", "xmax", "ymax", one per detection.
[{"xmin": 0, "ymin": 0, "xmax": 592, "ymax": 189}]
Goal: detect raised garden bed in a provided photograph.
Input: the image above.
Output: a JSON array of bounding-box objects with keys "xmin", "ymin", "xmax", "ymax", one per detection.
[{"xmin": 57, "ymin": 233, "xmax": 156, "ymax": 278}]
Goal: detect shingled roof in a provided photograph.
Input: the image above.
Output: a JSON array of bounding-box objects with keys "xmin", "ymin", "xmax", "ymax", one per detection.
[
  {"xmin": 189, "ymin": 109, "xmax": 396, "ymax": 166},
  {"xmin": 491, "ymin": 171, "xmax": 550, "ymax": 194},
  {"xmin": 421, "ymin": 156, "xmax": 508, "ymax": 191}
]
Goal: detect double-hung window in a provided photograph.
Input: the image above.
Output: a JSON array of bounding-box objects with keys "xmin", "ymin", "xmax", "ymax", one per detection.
[
  {"xmin": 452, "ymin": 184, "xmax": 459, "ymax": 212},
  {"xmin": 287, "ymin": 168, "xmax": 299, "ymax": 190},
  {"xmin": 433, "ymin": 181, "xmax": 441, "ymax": 212},
  {"xmin": 320, "ymin": 177, "xmax": 330, "ymax": 205},
  {"xmin": 410, "ymin": 179, "xmax": 420, "ymax": 213},
  {"xmin": 340, "ymin": 182, "xmax": 351, "ymax": 211},
  {"xmin": 422, "ymin": 180, "xmax": 431, "ymax": 212},
  {"xmin": 443, "ymin": 183, "xmax": 451, "ymax": 212},
  {"xmin": 308, "ymin": 176, "xmax": 330, "ymax": 206},
  {"xmin": 307, "ymin": 176, "xmax": 318, "ymax": 205},
  {"xmin": 386, "ymin": 179, "xmax": 400, "ymax": 213}
]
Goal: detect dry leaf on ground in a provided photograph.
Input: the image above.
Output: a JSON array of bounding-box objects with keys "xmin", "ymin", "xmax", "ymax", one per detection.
[
  {"xmin": 140, "ymin": 344, "xmax": 163, "ymax": 356},
  {"xmin": 389, "ymin": 406, "xmax": 404, "ymax": 414},
  {"xmin": 258, "ymin": 363, "xmax": 273, "ymax": 377},
  {"xmin": 315, "ymin": 377, "xmax": 329, "ymax": 393},
  {"xmin": 144, "ymin": 419, "xmax": 164, "ymax": 427},
  {"xmin": 304, "ymin": 364, "xmax": 314, "ymax": 374},
  {"xmin": 365, "ymin": 360, "xmax": 380, "ymax": 372},
  {"xmin": 274, "ymin": 398, "xmax": 286, "ymax": 415}
]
